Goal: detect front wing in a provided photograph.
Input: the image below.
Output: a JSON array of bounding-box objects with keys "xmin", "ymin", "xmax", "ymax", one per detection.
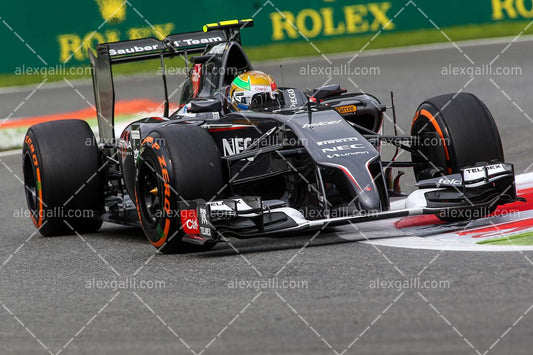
[{"xmin": 178, "ymin": 163, "xmax": 523, "ymax": 245}]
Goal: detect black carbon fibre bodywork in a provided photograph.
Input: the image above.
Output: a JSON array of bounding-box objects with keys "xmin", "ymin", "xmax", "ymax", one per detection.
[{"xmin": 89, "ymin": 21, "xmax": 520, "ymax": 243}]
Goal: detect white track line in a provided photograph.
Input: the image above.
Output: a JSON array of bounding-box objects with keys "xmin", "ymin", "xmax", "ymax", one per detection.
[
  {"xmin": 362, "ymin": 237, "xmax": 533, "ymax": 252},
  {"xmin": 0, "ymin": 149, "xmax": 21, "ymax": 157}
]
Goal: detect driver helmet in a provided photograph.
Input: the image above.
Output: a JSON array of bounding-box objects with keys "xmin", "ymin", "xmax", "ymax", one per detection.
[{"xmin": 228, "ymin": 71, "xmax": 278, "ymax": 111}]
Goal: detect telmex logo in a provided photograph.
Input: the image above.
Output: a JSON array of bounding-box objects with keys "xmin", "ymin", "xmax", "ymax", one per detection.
[
  {"xmin": 487, "ymin": 164, "xmax": 504, "ymax": 171},
  {"xmin": 465, "ymin": 167, "xmax": 485, "ymax": 174},
  {"xmin": 270, "ymin": 2, "xmax": 395, "ymax": 40}
]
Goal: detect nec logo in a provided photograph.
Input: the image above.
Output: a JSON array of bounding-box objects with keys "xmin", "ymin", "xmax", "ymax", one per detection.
[
  {"xmin": 222, "ymin": 137, "xmax": 253, "ymax": 156},
  {"xmin": 321, "ymin": 143, "xmax": 365, "ymax": 153}
]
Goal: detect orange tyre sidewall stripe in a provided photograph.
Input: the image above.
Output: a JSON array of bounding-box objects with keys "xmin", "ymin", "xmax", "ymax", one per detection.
[
  {"xmin": 25, "ymin": 138, "xmax": 43, "ymax": 228},
  {"xmin": 413, "ymin": 109, "xmax": 452, "ymax": 173},
  {"xmin": 135, "ymin": 142, "xmax": 171, "ymax": 248},
  {"xmin": 29, "ymin": 166, "xmax": 43, "ymax": 228},
  {"xmin": 136, "ymin": 182, "xmax": 169, "ymax": 248},
  {"xmin": 36, "ymin": 167, "xmax": 43, "ymax": 227},
  {"xmin": 135, "ymin": 174, "xmax": 169, "ymax": 248}
]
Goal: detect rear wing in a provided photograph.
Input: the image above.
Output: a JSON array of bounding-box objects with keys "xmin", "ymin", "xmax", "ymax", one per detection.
[
  {"xmin": 89, "ymin": 19, "xmax": 253, "ymax": 144},
  {"xmin": 100, "ymin": 29, "xmax": 227, "ymax": 64}
]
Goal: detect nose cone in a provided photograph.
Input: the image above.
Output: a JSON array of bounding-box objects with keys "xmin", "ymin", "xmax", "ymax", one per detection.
[{"xmin": 356, "ymin": 188, "xmax": 382, "ymax": 212}]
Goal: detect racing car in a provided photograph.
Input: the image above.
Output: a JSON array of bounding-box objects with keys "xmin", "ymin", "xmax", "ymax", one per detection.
[{"xmin": 22, "ymin": 19, "xmax": 522, "ymax": 253}]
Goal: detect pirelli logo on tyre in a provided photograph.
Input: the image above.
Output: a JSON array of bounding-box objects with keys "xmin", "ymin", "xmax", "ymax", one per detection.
[
  {"xmin": 143, "ymin": 137, "xmax": 171, "ymax": 217},
  {"xmin": 23, "ymin": 135, "xmax": 43, "ymax": 228},
  {"xmin": 141, "ymin": 136, "xmax": 172, "ymax": 246}
]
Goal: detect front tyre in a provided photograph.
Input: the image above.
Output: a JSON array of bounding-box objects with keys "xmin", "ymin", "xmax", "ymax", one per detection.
[
  {"xmin": 411, "ymin": 93, "xmax": 504, "ymax": 222},
  {"xmin": 411, "ymin": 92, "xmax": 504, "ymax": 180},
  {"xmin": 135, "ymin": 124, "xmax": 224, "ymax": 254}
]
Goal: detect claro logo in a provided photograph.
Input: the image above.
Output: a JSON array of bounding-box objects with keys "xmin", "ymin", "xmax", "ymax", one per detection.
[{"xmin": 180, "ymin": 210, "xmax": 199, "ymax": 234}]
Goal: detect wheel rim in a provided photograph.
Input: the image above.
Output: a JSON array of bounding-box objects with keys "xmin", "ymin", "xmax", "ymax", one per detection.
[{"xmin": 139, "ymin": 160, "xmax": 162, "ymax": 228}]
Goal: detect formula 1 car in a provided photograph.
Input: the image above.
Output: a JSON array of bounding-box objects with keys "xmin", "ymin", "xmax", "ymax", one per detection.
[{"xmin": 22, "ymin": 19, "xmax": 522, "ymax": 253}]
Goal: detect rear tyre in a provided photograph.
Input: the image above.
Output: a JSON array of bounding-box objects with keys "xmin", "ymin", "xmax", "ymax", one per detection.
[
  {"xmin": 135, "ymin": 124, "xmax": 224, "ymax": 254},
  {"xmin": 22, "ymin": 120, "xmax": 104, "ymax": 236},
  {"xmin": 411, "ymin": 93, "xmax": 504, "ymax": 222}
]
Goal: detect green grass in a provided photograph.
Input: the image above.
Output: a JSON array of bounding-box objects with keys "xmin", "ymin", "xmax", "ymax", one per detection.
[
  {"xmin": 1, "ymin": 20, "xmax": 533, "ymax": 87},
  {"xmin": 477, "ymin": 232, "xmax": 533, "ymax": 246}
]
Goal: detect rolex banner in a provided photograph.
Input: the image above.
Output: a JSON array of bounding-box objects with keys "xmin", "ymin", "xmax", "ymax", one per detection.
[{"xmin": 0, "ymin": 0, "xmax": 531, "ymax": 73}]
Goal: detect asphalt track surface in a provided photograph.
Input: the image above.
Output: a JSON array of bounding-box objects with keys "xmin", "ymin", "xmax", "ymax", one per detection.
[{"xmin": 1, "ymin": 38, "xmax": 533, "ymax": 354}]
